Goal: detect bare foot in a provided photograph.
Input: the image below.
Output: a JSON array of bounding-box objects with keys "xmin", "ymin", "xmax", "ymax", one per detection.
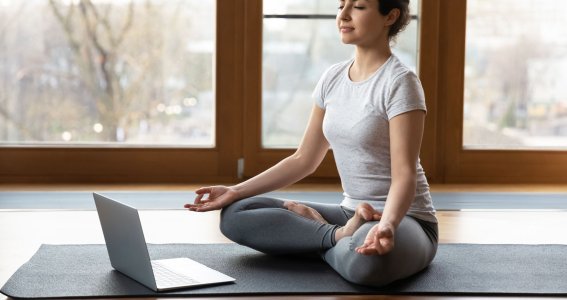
[
  {"xmin": 335, "ymin": 203, "xmax": 381, "ymax": 242},
  {"xmin": 284, "ymin": 201, "xmax": 329, "ymax": 224}
]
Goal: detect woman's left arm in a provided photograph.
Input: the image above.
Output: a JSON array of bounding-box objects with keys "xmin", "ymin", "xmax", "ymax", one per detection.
[{"xmin": 356, "ymin": 110, "xmax": 425, "ymax": 255}]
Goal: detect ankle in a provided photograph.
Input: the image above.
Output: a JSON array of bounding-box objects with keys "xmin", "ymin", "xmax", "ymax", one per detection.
[{"xmin": 334, "ymin": 227, "xmax": 346, "ymax": 243}]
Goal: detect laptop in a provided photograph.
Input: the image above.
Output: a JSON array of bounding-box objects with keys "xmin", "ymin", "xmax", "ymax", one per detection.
[{"xmin": 93, "ymin": 192, "xmax": 235, "ymax": 292}]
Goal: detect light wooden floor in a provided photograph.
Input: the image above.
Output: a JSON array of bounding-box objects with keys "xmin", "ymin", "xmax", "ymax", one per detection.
[{"xmin": 1, "ymin": 183, "xmax": 567, "ymax": 300}]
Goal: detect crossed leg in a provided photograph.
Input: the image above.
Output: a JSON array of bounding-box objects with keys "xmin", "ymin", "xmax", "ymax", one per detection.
[
  {"xmin": 220, "ymin": 197, "xmax": 348, "ymax": 254},
  {"xmin": 220, "ymin": 196, "xmax": 437, "ymax": 287}
]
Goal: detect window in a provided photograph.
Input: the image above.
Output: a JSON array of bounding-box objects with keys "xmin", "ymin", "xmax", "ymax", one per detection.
[
  {"xmin": 261, "ymin": 0, "xmax": 421, "ymax": 148},
  {"xmin": 423, "ymin": 0, "xmax": 567, "ymax": 183},
  {"xmin": 464, "ymin": 0, "xmax": 567, "ymax": 150},
  {"xmin": 7, "ymin": 1, "xmax": 563, "ymax": 184},
  {"xmin": 240, "ymin": 0, "xmax": 422, "ymax": 178},
  {"xmin": 0, "ymin": 0, "xmax": 215, "ymax": 147},
  {"xmin": 0, "ymin": 1, "xmax": 243, "ymax": 183}
]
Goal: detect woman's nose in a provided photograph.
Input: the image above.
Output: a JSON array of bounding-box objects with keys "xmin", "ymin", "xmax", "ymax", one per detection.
[{"xmin": 338, "ymin": 7, "xmax": 351, "ymax": 21}]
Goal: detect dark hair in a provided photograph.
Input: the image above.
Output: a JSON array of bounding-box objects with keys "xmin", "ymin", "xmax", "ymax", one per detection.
[{"xmin": 377, "ymin": 0, "xmax": 411, "ymax": 40}]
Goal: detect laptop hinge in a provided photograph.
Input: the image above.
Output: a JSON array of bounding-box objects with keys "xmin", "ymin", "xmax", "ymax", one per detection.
[{"xmin": 237, "ymin": 158, "xmax": 244, "ymax": 179}]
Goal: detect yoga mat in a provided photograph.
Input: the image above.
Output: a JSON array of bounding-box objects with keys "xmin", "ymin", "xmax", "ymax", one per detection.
[
  {"xmin": 2, "ymin": 243, "xmax": 567, "ymax": 299},
  {"xmin": 1, "ymin": 191, "xmax": 567, "ymax": 210}
]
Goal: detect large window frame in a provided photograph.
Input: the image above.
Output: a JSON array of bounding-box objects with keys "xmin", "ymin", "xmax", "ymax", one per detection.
[
  {"xmin": 242, "ymin": 0, "xmax": 421, "ymax": 181},
  {"xmin": 0, "ymin": 1, "xmax": 246, "ymax": 183},
  {"xmin": 2, "ymin": 0, "xmax": 566, "ymax": 184},
  {"xmin": 241, "ymin": 0, "xmax": 338, "ymax": 180},
  {"xmin": 419, "ymin": 0, "xmax": 567, "ymax": 183}
]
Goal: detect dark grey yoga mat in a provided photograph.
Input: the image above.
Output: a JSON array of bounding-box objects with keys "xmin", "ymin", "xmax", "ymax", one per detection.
[
  {"xmin": 2, "ymin": 191, "xmax": 567, "ymax": 210},
  {"xmin": 2, "ymin": 243, "xmax": 567, "ymax": 299}
]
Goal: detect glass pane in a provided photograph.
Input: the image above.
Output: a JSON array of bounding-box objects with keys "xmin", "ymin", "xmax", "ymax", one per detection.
[
  {"xmin": 264, "ymin": 0, "xmax": 420, "ymax": 16},
  {"xmin": 0, "ymin": 0, "xmax": 215, "ymax": 147},
  {"xmin": 264, "ymin": 1, "xmax": 337, "ymax": 15},
  {"xmin": 262, "ymin": 2, "xmax": 420, "ymax": 148},
  {"xmin": 464, "ymin": 0, "xmax": 567, "ymax": 149}
]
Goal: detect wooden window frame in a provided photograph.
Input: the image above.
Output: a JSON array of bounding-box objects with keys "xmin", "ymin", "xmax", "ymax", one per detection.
[
  {"xmin": 241, "ymin": 0, "xmax": 339, "ymax": 181},
  {"xmin": 242, "ymin": 0, "xmax": 424, "ymax": 182},
  {"xmin": 0, "ymin": 1, "xmax": 246, "ymax": 184},
  {"xmin": 3, "ymin": 0, "xmax": 565, "ymax": 184},
  {"xmin": 420, "ymin": 0, "xmax": 567, "ymax": 183}
]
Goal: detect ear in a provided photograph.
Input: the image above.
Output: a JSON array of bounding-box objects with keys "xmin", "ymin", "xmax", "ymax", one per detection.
[{"xmin": 385, "ymin": 8, "xmax": 400, "ymax": 26}]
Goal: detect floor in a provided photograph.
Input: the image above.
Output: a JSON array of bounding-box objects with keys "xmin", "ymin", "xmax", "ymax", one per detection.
[{"xmin": 1, "ymin": 183, "xmax": 567, "ymax": 300}]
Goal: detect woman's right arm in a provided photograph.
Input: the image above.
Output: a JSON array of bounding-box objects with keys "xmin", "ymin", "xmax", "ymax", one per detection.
[{"xmin": 185, "ymin": 104, "xmax": 330, "ymax": 212}]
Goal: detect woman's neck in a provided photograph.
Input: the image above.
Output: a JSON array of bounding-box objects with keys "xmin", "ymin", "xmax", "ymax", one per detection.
[{"xmin": 349, "ymin": 42, "xmax": 392, "ymax": 82}]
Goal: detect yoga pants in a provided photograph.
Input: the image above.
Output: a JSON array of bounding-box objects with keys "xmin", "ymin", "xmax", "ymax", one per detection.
[{"xmin": 220, "ymin": 196, "xmax": 438, "ymax": 287}]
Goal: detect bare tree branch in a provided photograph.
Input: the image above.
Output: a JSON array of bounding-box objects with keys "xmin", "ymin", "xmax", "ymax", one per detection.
[
  {"xmin": 116, "ymin": 1, "xmax": 135, "ymax": 48},
  {"xmin": 48, "ymin": 0, "xmax": 81, "ymax": 54},
  {"xmin": 84, "ymin": 0, "xmax": 115, "ymax": 47},
  {"xmin": 78, "ymin": 0, "xmax": 114, "ymax": 105},
  {"xmin": 49, "ymin": 0, "xmax": 101, "ymax": 99}
]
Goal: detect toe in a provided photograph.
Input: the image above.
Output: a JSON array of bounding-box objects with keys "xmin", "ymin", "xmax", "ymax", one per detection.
[
  {"xmin": 356, "ymin": 203, "xmax": 376, "ymax": 221},
  {"xmin": 283, "ymin": 201, "xmax": 297, "ymax": 209}
]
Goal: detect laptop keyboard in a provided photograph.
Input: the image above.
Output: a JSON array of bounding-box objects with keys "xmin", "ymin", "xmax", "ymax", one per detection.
[{"xmin": 152, "ymin": 261, "xmax": 200, "ymax": 286}]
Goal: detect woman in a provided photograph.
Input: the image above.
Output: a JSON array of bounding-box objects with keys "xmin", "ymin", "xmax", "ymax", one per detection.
[{"xmin": 185, "ymin": 0, "xmax": 438, "ymax": 287}]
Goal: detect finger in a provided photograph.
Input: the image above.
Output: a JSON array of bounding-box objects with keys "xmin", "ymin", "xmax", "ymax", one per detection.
[
  {"xmin": 373, "ymin": 238, "xmax": 394, "ymax": 255},
  {"xmin": 355, "ymin": 244, "xmax": 370, "ymax": 253},
  {"xmin": 184, "ymin": 203, "xmax": 202, "ymax": 210},
  {"xmin": 194, "ymin": 201, "xmax": 222, "ymax": 212},
  {"xmin": 195, "ymin": 187, "xmax": 212, "ymax": 195},
  {"xmin": 357, "ymin": 242, "xmax": 393, "ymax": 256},
  {"xmin": 195, "ymin": 202, "xmax": 211, "ymax": 212},
  {"xmin": 185, "ymin": 201, "xmax": 212, "ymax": 208},
  {"xmin": 195, "ymin": 199, "xmax": 214, "ymax": 205},
  {"xmin": 356, "ymin": 238, "xmax": 374, "ymax": 251},
  {"xmin": 186, "ymin": 204, "xmax": 207, "ymax": 212},
  {"xmin": 193, "ymin": 193, "xmax": 205, "ymax": 204},
  {"xmin": 356, "ymin": 245, "xmax": 379, "ymax": 255},
  {"xmin": 357, "ymin": 229, "xmax": 378, "ymax": 249},
  {"xmin": 356, "ymin": 242, "xmax": 370, "ymax": 251},
  {"xmin": 356, "ymin": 235, "xmax": 390, "ymax": 255},
  {"xmin": 185, "ymin": 201, "xmax": 210, "ymax": 209},
  {"xmin": 358, "ymin": 249, "xmax": 378, "ymax": 255},
  {"xmin": 380, "ymin": 238, "xmax": 394, "ymax": 250}
]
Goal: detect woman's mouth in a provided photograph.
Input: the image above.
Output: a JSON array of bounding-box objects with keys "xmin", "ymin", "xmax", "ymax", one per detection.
[{"xmin": 340, "ymin": 27, "xmax": 354, "ymax": 33}]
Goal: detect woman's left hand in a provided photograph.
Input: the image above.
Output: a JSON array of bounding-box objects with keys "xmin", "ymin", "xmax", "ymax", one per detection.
[{"xmin": 355, "ymin": 222, "xmax": 396, "ymax": 255}]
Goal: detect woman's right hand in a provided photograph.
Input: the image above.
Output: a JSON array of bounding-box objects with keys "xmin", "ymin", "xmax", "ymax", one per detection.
[{"xmin": 183, "ymin": 186, "xmax": 240, "ymax": 212}]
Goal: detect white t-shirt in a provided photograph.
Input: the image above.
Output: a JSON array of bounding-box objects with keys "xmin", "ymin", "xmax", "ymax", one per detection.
[{"xmin": 312, "ymin": 54, "xmax": 437, "ymax": 223}]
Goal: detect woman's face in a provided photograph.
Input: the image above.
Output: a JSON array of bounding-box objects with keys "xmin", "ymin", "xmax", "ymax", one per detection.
[{"xmin": 336, "ymin": 0, "xmax": 397, "ymax": 47}]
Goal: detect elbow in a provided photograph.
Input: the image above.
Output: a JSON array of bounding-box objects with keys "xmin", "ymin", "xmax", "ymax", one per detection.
[
  {"xmin": 289, "ymin": 151, "xmax": 320, "ymax": 175},
  {"xmin": 391, "ymin": 166, "xmax": 417, "ymax": 185},
  {"xmin": 307, "ymin": 165, "xmax": 319, "ymax": 175}
]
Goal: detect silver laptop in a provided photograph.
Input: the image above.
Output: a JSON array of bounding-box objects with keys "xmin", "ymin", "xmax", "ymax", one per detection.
[{"xmin": 93, "ymin": 192, "xmax": 235, "ymax": 292}]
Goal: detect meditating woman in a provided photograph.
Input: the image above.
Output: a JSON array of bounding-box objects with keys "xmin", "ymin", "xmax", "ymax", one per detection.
[{"xmin": 185, "ymin": 0, "xmax": 437, "ymax": 287}]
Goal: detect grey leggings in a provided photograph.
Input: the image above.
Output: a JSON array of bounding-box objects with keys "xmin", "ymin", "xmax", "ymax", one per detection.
[{"xmin": 220, "ymin": 196, "xmax": 438, "ymax": 287}]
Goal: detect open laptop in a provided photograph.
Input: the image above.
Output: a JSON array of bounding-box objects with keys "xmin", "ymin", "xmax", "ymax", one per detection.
[{"xmin": 93, "ymin": 192, "xmax": 235, "ymax": 292}]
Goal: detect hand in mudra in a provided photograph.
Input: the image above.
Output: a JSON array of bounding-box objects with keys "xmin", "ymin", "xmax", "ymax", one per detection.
[
  {"xmin": 184, "ymin": 186, "xmax": 239, "ymax": 212},
  {"xmin": 355, "ymin": 222, "xmax": 395, "ymax": 255}
]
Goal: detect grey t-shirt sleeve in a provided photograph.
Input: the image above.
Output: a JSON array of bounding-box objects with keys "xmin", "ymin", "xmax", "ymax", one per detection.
[
  {"xmin": 386, "ymin": 71, "xmax": 427, "ymax": 120},
  {"xmin": 312, "ymin": 67, "xmax": 332, "ymax": 109}
]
